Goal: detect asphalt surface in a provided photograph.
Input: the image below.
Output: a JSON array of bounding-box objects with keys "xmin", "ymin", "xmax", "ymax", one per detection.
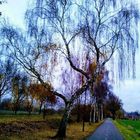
[{"xmin": 87, "ymin": 119, "xmax": 124, "ymax": 140}]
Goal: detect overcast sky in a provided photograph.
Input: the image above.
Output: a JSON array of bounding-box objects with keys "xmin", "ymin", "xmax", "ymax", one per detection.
[
  {"xmin": 114, "ymin": 50, "xmax": 140, "ymax": 112},
  {"xmin": 1, "ymin": 0, "xmax": 140, "ymax": 112}
]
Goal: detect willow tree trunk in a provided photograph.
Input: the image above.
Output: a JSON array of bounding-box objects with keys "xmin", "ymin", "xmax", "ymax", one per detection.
[{"xmin": 55, "ymin": 104, "xmax": 71, "ymax": 138}]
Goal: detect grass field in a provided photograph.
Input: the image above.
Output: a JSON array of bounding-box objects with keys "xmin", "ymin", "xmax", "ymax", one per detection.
[
  {"xmin": 114, "ymin": 119, "xmax": 140, "ymax": 140},
  {"xmin": 0, "ymin": 114, "xmax": 102, "ymax": 140}
]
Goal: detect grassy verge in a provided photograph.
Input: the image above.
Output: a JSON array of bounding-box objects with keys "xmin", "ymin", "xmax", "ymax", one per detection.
[
  {"xmin": 0, "ymin": 114, "xmax": 102, "ymax": 140},
  {"xmin": 114, "ymin": 119, "xmax": 140, "ymax": 140}
]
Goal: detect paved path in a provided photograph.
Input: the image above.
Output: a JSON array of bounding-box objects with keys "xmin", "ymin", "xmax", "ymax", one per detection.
[{"xmin": 87, "ymin": 119, "xmax": 124, "ymax": 140}]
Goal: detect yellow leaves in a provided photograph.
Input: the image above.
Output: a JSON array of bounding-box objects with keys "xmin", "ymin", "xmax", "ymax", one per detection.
[
  {"xmin": 96, "ymin": 74, "xmax": 103, "ymax": 84},
  {"xmin": 44, "ymin": 43, "xmax": 58, "ymax": 52},
  {"xmin": 87, "ymin": 58, "xmax": 106, "ymax": 85},
  {"xmin": 88, "ymin": 60, "xmax": 97, "ymax": 75},
  {"xmin": 95, "ymin": 68, "xmax": 105, "ymax": 84},
  {"xmin": 29, "ymin": 83, "xmax": 56, "ymax": 103}
]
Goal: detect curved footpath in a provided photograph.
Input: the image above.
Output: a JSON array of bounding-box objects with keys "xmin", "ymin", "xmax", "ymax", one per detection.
[{"xmin": 87, "ymin": 118, "xmax": 124, "ymax": 140}]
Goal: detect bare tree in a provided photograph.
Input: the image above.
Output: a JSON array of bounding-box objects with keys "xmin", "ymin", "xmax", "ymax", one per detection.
[{"xmin": 0, "ymin": 59, "xmax": 16, "ymax": 105}]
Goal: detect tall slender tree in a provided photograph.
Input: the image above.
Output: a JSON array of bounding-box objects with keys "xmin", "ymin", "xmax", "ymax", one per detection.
[{"xmin": 11, "ymin": 73, "xmax": 28, "ymax": 114}]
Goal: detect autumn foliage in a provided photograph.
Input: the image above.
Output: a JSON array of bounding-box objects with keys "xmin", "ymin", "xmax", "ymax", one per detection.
[{"xmin": 29, "ymin": 83, "xmax": 56, "ymax": 104}]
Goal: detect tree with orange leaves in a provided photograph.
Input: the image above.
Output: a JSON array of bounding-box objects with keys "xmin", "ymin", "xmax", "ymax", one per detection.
[{"xmin": 29, "ymin": 83, "xmax": 56, "ymax": 115}]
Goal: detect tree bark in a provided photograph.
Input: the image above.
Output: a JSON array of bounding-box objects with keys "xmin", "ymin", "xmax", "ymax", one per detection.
[
  {"xmin": 54, "ymin": 84, "xmax": 88, "ymax": 138},
  {"xmin": 101, "ymin": 104, "xmax": 103, "ymax": 120},
  {"xmin": 77, "ymin": 104, "xmax": 80, "ymax": 123},
  {"xmin": 96, "ymin": 104, "xmax": 99, "ymax": 123},
  {"xmin": 39, "ymin": 102, "xmax": 43, "ymax": 115},
  {"xmin": 55, "ymin": 103, "xmax": 71, "ymax": 138},
  {"xmin": 43, "ymin": 104, "xmax": 47, "ymax": 119},
  {"xmin": 89, "ymin": 104, "xmax": 94, "ymax": 124},
  {"xmin": 112, "ymin": 112, "xmax": 116, "ymax": 120},
  {"xmin": 89, "ymin": 109, "xmax": 92, "ymax": 124},
  {"xmin": 93, "ymin": 104, "xmax": 96, "ymax": 123},
  {"xmin": 14, "ymin": 109, "xmax": 17, "ymax": 115},
  {"xmin": 0, "ymin": 95, "xmax": 1, "ymax": 110},
  {"xmin": 28, "ymin": 110, "xmax": 31, "ymax": 116},
  {"xmin": 82, "ymin": 119, "xmax": 85, "ymax": 132},
  {"xmin": 76, "ymin": 97, "xmax": 81, "ymax": 122},
  {"xmin": 98, "ymin": 105, "xmax": 101, "ymax": 122},
  {"xmin": 83, "ymin": 90, "xmax": 87, "ymax": 131}
]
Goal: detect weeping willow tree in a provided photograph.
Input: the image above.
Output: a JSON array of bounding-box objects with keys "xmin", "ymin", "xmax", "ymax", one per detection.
[
  {"xmin": 81, "ymin": 0, "xmax": 139, "ymax": 79},
  {"xmin": 0, "ymin": 0, "xmax": 139, "ymax": 138}
]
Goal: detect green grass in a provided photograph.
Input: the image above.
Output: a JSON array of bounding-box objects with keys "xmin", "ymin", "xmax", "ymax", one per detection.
[{"xmin": 114, "ymin": 119, "xmax": 140, "ymax": 140}]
